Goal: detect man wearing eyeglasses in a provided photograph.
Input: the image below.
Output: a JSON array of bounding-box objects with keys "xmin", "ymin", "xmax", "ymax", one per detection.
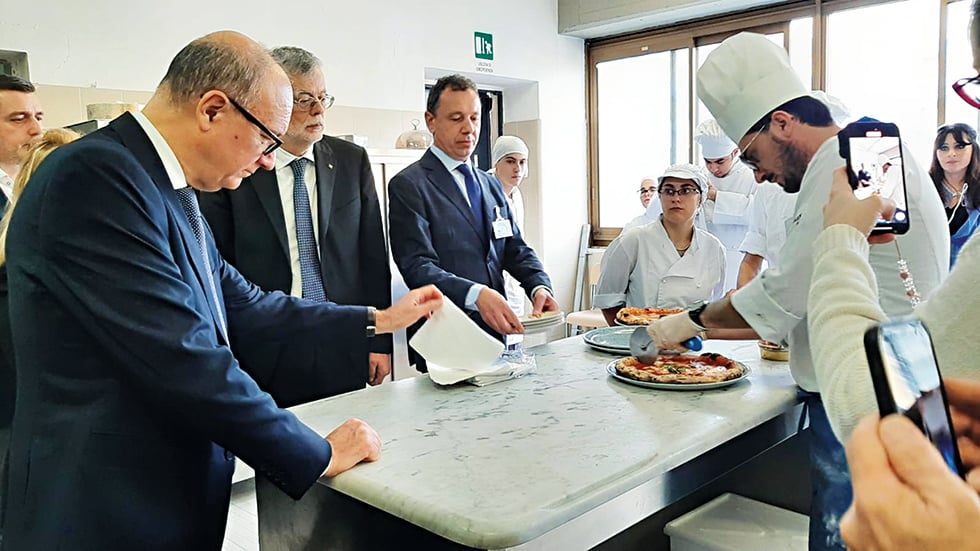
[
  {"xmin": 1, "ymin": 31, "xmax": 443, "ymax": 550},
  {"xmin": 624, "ymin": 176, "xmax": 663, "ymax": 230},
  {"xmin": 201, "ymin": 46, "xmax": 392, "ymax": 405},
  {"xmin": 647, "ymin": 32, "xmax": 949, "ymax": 550}
]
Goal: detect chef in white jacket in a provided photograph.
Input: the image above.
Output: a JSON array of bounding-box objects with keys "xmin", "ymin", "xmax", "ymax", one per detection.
[
  {"xmin": 646, "ymin": 33, "xmax": 949, "ymax": 551},
  {"xmin": 695, "ymin": 119, "xmax": 756, "ymax": 290},
  {"xmin": 594, "ymin": 164, "xmax": 726, "ymax": 326},
  {"xmin": 736, "ymin": 181, "xmax": 798, "ymax": 287},
  {"xmin": 488, "ymin": 136, "xmax": 530, "ymax": 317}
]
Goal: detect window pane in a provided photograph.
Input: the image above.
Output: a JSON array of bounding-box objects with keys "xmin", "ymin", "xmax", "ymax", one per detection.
[
  {"xmin": 596, "ymin": 49, "xmax": 690, "ymax": 227},
  {"xmin": 944, "ymin": 0, "xmax": 980, "ymax": 129},
  {"xmin": 826, "ymin": 0, "xmax": 939, "ymax": 161},
  {"xmin": 789, "ymin": 18, "xmax": 813, "ymax": 88}
]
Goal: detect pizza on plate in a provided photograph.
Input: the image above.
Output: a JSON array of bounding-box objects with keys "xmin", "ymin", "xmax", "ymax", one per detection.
[
  {"xmin": 614, "ymin": 353, "xmax": 745, "ymax": 384},
  {"xmin": 615, "ymin": 307, "xmax": 683, "ymax": 326}
]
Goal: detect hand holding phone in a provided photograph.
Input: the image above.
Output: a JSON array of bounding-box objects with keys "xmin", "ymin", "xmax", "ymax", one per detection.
[
  {"xmin": 838, "ymin": 120, "xmax": 910, "ymax": 234},
  {"xmin": 863, "ymin": 318, "xmax": 964, "ymax": 477}
]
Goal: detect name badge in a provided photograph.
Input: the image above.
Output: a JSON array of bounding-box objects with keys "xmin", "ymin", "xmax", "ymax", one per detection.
[{"xmin": 492, "ymin": 206, "xmax": 513, "ymax": 239}]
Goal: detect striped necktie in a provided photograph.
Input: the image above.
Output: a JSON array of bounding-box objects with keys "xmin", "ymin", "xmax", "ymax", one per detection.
[
  {"xmin": 174, "ymin": 187, "xmax": 228, "ymax": 337},
  {"xmin": 290, "ymin": 158, "xmax": 327, "ymax": 302}
]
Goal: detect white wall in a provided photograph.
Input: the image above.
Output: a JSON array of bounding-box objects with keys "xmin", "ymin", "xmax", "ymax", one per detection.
[{"xmin": 0, "ymin": 0, "xmax": 588, "ymax": 311}]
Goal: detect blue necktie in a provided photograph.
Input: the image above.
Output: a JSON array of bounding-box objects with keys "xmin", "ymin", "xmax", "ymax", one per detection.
[
  {"xmin": 290, "ymin": 158, "xmax": 327, "ymax": 302},
  {"xmin": 175, "ymin": 187, "xmax": 228, "ymax": 337},
  {"xmin": 456, "ymin": 163, "xmax": 486, "ymax": 237}
]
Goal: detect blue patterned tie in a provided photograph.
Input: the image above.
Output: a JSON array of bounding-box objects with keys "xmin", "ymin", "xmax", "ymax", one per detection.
[
  {"xmin": 290, "ymin": 158, "xmax": 327, "ymax": 302},
  {"xmin": 175, "ymin": 187, "xmax": 228, "ymax": 337},
  {"xmin": 456, "ymin": 162, "xmax": 486, "ymax": 238}
]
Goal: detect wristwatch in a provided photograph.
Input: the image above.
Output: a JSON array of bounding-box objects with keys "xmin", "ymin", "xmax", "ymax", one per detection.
[
  {"xmin": 688, "ymin": 303, "xmax": 709, "ymax": 331},
  {"xmin": 366, "ymin": 306, "xmax": 377, "ymax": 338}
]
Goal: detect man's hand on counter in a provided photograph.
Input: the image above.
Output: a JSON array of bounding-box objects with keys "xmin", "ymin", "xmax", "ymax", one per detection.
[
  {"xmin": 476, "ymin": 288, "xmax": 524, "ymax": 335},
  {"xmin": 375, "ymin": 285, "xmax": 444, "ymax": 334},
  {"xmin": 368, "ymin": 353, "xmax": 391, "ymax": 386},
  {"xmin": 323, "ymin": 418, "xmax": 382, "ymax": 477}
]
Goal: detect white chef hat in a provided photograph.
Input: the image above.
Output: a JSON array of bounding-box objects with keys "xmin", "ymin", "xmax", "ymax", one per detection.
[
  {"xmin": 694, "ymin": 119, "xmax": 738, "ymax": 159},
  {"xmin": 809, "ymin": 90, "xmax": 851, "ymax": 126},
  {"xmin": 491, "ymin": 136, "xmax": 530, "ymax": 176},
  {"xmin": 696, "ymin": 32, "xmax": 809, "ymax": 143},
  {"xmin": 657, "ymin": 163, "xmax": 709, "ymax": 201}
]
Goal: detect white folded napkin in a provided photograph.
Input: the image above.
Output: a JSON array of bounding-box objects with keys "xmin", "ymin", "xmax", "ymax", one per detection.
[{"xmin": 410, "ymin": 299, "xmax": 505, "ymax": 385}]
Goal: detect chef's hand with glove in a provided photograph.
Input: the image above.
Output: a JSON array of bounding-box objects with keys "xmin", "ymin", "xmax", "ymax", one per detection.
[{"xmin": 646, "ymin": 311, "xmax": 704, "ymax": 354}]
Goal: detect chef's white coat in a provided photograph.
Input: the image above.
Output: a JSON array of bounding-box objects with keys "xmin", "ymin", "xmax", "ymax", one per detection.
[
  {"xmin": 738, "ymin": 181, "xmax": 799, "ymax": 267},
  {"xmin": 730, "ymin": 136, "xmax": 949, "ymax": 392},
  {"xmin": 594, "ymin": 219, "xmax": 727, "ymax": 310},
  {"xmin": 702, "ymin": 160, "xmax": 757, "ymax": 290},
  {"xmin": 504, "ymin": 187, "xmax": 526, "ymax": 316}
]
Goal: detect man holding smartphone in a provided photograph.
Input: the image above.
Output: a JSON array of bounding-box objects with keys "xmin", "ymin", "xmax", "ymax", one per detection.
[{"xmin": 647, "ymin": 32, "xmax": 949, "ymax": 550}]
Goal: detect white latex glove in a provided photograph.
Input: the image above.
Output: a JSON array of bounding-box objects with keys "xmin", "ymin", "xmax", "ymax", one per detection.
[{"xmin": 646, "ymin": 312, "xmax": 703, "ymax": 353}]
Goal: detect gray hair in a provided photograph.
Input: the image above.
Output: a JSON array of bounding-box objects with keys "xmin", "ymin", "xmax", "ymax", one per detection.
[
  {"xmin": 270, "ymin": 46, "xmax": 322, "ymax": 78},
  {"xmin": 158, "ymin": 35, "xmax": 269, "ymax": 108}
]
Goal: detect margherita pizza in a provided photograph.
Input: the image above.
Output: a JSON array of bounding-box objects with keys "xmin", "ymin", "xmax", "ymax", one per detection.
[
  {"xmin": 614, "ymin": 353, "xmax": 745, "ymax": 384},
  {"xmin": 615, "ymin": 307, "xmax": 683, "ymax": 326}
]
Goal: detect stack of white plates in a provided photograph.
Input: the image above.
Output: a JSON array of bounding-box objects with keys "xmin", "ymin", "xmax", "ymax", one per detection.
[
  {"xmin": 582, "ymin": 326, "xmax": 635, "ymax": 355},
  {"xmin": 518, "ymin": 311, "xmax": 565, "ymax": 333}
]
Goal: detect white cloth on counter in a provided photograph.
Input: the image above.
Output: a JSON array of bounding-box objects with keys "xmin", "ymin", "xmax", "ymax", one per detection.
[
  {"xmin": 410, "ymin": 299, "xmax": 505, "ymax": 385},
  {"xmin": 731, "ymin": 136, "xmax": 949, "ymax": 393},
  {"xmin": 738, "ymin": 181, "xmax": 798, "ymax": 267},
  {"xmin": 593, "ymin": 218, "xmax": 726, "ymax": 311}
]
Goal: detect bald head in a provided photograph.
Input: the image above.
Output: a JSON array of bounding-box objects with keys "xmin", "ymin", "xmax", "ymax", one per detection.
[{"xmin": 159, "ymin": 31, "xmax": 288, "ymax": 110}]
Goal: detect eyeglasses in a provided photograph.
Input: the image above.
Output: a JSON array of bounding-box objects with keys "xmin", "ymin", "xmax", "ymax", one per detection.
[
  {"xmin": 638, "ymin": 186, "xmax": 657, "ymax": 195},
  {"xmin": 227, "ymin": 96, "xmax": 283, "ymax": 156},
  {"xmin": 953, "ymin": 75, "xmax": 980, "ymax": 109},
  {"xmin": 739, "ymin": 123, "xmax": 769, "ymax": 172},
  {"xmin": 294, "ymin": 93, "xmax": 336, "ymax": 112},
  {"xmin": 658, "ymin": 186, "xmax": 700, "ymax": 197}
]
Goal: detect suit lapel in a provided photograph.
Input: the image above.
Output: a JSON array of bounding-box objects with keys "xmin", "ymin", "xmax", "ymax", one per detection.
[
  {"xmin": 421, "ymin": 151, "xmax": 485, "ymax": 241},
  {"xmin": 108, "ymin": 113, "xmax": 228, "ymax": 344},
  {"xmin": 312, "ymin": 139, "xmax": 336, "ymax": 248},
  {"xmin": 249, "ymin": 168, "xmax": 290, "ymax": 258}
]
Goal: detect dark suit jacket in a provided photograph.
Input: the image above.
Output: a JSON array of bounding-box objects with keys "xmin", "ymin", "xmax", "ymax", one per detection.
[
  {"xmin": 387, "ymin": 149, "xmax": 550, "ymax": 370},
  {"xmin": 199, "ymin": 136, "xmax": 391, "ymax": 405},
  {"xmin": 2, "ymin": 113, "xmax": 371, "ymax": 550}
]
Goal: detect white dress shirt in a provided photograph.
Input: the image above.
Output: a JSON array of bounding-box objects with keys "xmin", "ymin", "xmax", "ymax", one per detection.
[
  {"xmin": 593, "ymin": 219, "xmax": 727, "ymax": 310},
  {"xmin": 0, "ymin": 168, "xmax": 13, "ymax": 202},
  {"xmin": 273, "ymin": 148, "xmax": 319, "ymax": 299},
  {"xmin": 731, "ymin": 137, "xmax": 949, "ymax": 392}
]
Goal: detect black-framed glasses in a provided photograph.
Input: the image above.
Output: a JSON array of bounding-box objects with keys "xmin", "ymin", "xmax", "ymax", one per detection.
[
  {"xmin": 226, "ymin": 96, "xmax": 283, "ymax": 156},
  {"xmin": 739, "ymin": 123, "xmax": 769, "ymax": 172},
  {"xmin": 658, "ymin": 186, "xmax": 700, "ymax": 197},
  {"xmin": 953, "ymin": 75, "xmax": 980, "ymax": 109},
  {"xmin": 638, "ymin": 186, "xmax": 657, "ymax": 195},
  {"xmin": 294, "ymin": 93, "xmax": 336, "ymax": 112}
]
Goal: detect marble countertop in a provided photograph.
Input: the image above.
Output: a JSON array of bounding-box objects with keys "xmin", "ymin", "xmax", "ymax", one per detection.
[{"xmin": 287, "ymin": 337, "xmax": 800, "ymax": 548}]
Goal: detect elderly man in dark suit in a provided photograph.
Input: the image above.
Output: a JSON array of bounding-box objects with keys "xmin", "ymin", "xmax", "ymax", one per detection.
[
  {"xmin": 1, "ymin": 31, "xmax": 440, "ymax": 550},
  {"xmin": 388, "ymin": 74, "xmax": 558, "ymax": 371},
  {"xmin": 200, "ymin": 47, "xmax": 391, "ymax": 405}
]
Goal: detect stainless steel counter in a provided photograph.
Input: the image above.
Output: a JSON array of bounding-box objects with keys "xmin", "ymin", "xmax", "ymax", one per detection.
[{"xmin": 257, "ymin": 337, "xmax": 802, "ymax": 550}]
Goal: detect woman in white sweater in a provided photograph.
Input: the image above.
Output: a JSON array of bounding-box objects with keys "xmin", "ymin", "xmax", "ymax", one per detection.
[{"xmin": 809, "ymin": 169, "xmax": 980, "ymax": 441}]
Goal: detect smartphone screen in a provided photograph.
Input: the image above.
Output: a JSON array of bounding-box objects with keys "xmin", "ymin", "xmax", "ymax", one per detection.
[
  {"xmin": 840, "ymin": 122, "xmax": 910, "ymax": 234},
  {"xmin": 864, "ymin": 319, "xmax": 963, "ymax": 476}
]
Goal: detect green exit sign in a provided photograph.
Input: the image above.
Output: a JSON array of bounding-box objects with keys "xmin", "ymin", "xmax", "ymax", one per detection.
[{"xmin": 474, "ymin": 32, "xmax": 493, "ymax": 60}]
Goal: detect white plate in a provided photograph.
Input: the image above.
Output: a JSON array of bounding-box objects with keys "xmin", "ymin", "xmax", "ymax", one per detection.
[
  {"xmin": 519, "ymin": 311, "xmax": 563, "ymax": 325},
  {"xmin": 583, "ymin": 327, "xmax": 635, "ymax": 352},
  {"xmin": 605, "ymin": 359, "xmax": 750, "ymax": 391}
]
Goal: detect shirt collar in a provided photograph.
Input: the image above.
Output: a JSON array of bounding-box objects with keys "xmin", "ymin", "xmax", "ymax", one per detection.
[
  {"xmin": 430, "ymin": 145, "xmax": 472, "ymax": 174},
  {"xmin": 132, "ymin": 111, "xmax": 188, "ymax": 191},
  {"xmin": 275, "ymin": 146, "xmax": 315, "ymax": 171},
  {"xmin": 0, "ymin": 168, "xmax": 13, "ymax": 200}
]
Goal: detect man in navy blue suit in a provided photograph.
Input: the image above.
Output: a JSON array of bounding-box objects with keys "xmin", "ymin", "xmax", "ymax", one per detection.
[
  {"xmin": 1, "ymin": 31, "xmax": 441, "ymax": 550},
  {"xmin": 388, "ymin": 75, "xmax": 557, "ymax": 371}
]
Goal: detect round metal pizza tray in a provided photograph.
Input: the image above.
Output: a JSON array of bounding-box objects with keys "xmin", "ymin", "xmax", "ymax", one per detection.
[{"xmin": 605, "ymin": 359, "xmax": 751, "ymax": 391}]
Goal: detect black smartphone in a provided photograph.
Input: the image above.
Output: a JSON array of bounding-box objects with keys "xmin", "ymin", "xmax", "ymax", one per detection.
[
  {"xmin": 838, "ymin": 120, "xmax": 910, "ymax": 234},
  {"xmin": 863, "ymin": 318, "xmax": 964, "ymax": 477}
]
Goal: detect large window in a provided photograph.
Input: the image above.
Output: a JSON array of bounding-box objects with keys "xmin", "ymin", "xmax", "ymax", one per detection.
[{"xmin": 587, "ymin": 0, "xmax": 969, "ymax": 245}]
